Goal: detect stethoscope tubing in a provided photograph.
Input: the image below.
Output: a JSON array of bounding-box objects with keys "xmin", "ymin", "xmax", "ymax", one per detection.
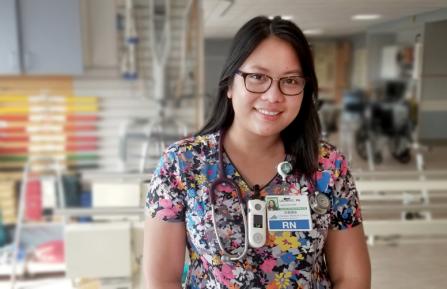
[
  {"xmin": 210, "ymin": 130, "xmax": 250, "ymax": 261},
  {"xmin": 211, "ymin": 202, "xmax": 248, "ymax": 261}
]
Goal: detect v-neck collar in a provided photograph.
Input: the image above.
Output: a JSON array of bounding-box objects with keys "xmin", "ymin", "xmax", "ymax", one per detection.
[{"xmin": 222, "ymin": 148, "xmax": 288, "ymax": 192}]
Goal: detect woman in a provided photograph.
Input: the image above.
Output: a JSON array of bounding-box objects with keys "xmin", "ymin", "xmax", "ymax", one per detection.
[
  {"xmin": 267, "ymin": 199, "xmax": 277, "ymax": 211},
  {"xmin": 144, "ymin": 16, "xmax": 371, "ymax": 289}
]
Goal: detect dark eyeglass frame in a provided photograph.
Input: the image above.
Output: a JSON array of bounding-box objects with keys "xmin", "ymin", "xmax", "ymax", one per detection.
[{"xmin": 235, "ymin": 70, "xmax": 307, "ymax": 96}]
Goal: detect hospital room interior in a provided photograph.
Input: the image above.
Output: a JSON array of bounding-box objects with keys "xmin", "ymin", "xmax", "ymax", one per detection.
[{"xmin": 1, "ymin": 0, "xmax": 447, "ymax": 288}]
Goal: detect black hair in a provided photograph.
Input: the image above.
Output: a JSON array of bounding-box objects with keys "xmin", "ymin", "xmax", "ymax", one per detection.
[{"xmin": 198, "ymin": 16, "xmax": 321, "ymax": 177}]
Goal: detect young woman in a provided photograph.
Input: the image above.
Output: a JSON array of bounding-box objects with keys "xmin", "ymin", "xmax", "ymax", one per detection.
[{"xmin": 144, "ymin": 16, "xmax": 371, "ymax": 289}]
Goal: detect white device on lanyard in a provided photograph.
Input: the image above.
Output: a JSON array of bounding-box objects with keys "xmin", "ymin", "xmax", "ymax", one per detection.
[{"xmin": 248, "ymin": 199, "xmax": 266, "ymax": 248}]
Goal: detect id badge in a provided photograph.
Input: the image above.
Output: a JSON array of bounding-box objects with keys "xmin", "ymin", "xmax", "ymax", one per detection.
[{"xmin": 265, "ymin": 195, "xmax": 313, "ymax": 231}]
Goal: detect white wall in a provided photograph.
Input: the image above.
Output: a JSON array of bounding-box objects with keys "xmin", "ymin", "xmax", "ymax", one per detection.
[{"xmin": 75, "ymin": 0, "xmax": 203, "ymax": 172}]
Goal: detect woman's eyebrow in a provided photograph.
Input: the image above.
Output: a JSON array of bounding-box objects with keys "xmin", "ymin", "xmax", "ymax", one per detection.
[
  {"xmin": 282, "ymin": 69, "xmax": 303, "ymax": 75},
  {"xmin": 243, "ymin": 65, "xmax": 303, "ymax": 75},
  {"xmin": 245, "ymin": 65, "xmax": 269, "ymax": 72}
]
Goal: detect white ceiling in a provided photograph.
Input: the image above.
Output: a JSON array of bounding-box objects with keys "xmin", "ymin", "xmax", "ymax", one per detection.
[{"xmin": 203, "ymin": 0, "xmax": 447, "ymax": 38}]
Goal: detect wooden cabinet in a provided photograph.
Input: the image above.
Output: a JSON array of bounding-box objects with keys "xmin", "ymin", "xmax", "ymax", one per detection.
[{"xmin": 0, "ymin": 0, "xmax": 83, "ymax": 75}]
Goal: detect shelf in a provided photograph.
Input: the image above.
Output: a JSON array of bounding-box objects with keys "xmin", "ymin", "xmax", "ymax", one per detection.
[
  {"xmin": 27, "ymin": 262, "xmax": 65, "ymax": 275},
  {"xmin": 0, "ymin": 263, "xmax": 25, "ymax": 276},
  {"xmin": 21, "ymin": 222, "xmax": 65, "ymax": 229},
  {"xmin": 54, "ymin": 207, "xmax": 144, "ymax": 217}
]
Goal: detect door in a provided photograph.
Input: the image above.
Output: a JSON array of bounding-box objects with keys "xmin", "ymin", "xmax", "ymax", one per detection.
[
  {"xmin": 19, "ymin": 0, "xmax": 83, "ymax": 75},
  {"xmin": 0, "ymin": 0, "xmax": 21, "ymax": 74},
  {"xmin": 419, "ymin": 19, "xmax": 447, "ymax": 141}
]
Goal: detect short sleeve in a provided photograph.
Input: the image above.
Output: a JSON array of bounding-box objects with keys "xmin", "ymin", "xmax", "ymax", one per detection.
[
  {"xmin": 329, "ymin": 152, "xmax": 363, "ymax": 230},
  {"xmin": 145, "ymin": 149, "xmax": 187, "ymax": 222}
]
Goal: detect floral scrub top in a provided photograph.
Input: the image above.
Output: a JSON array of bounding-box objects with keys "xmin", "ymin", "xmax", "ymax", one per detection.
[{"xmin": 146, "ymin": 131, "xmax": 362, "ymax": 289}]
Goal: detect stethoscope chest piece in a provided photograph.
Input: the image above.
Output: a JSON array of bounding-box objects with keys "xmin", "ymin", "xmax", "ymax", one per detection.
[{"xmin": 310, "ymin": 192, "xmax": 330, "ymax": 215}]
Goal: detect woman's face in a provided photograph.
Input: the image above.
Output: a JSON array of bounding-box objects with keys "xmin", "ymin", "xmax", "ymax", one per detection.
[{"xmin": 227, "ymin": 36, "xmax": 304, "ymax": 139}]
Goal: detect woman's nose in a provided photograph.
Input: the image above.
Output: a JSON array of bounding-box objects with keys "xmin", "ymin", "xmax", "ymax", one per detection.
[{"xmin": 261, "ymin": 81, "xmax": 285, "ymax": 103}]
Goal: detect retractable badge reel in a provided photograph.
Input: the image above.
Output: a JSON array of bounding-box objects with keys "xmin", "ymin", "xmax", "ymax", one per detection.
[{"xmin": 277, "ymin": 161, "xmax": 292, "ymax": 192}]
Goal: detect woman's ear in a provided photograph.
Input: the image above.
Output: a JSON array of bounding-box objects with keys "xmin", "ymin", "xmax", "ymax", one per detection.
[
  {"xmin": 227, "ymin": 90, "xmax": 232, "ymax": 99},
  {"xmin": 227, "ymin": 84, "xmax": 233, "ymax": 99}
]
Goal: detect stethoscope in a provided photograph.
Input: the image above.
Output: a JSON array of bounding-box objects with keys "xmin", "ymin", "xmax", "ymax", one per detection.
[
  {"xmin": 209, "ymin": 130, "xmax": 331, "ymax": 261},
  {"xmin": 210, "ymin": 131, "xmax": 248, "ymax": 261}
]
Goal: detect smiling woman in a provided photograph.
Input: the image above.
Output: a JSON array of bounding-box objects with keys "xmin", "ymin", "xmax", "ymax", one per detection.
[
  {"xmin": 226, "ymin": 35, "xmax": 304, "ymax": 139},
  {"xmin": 144, "ymin": 16, "xmax": 371, "ymax": 289}
]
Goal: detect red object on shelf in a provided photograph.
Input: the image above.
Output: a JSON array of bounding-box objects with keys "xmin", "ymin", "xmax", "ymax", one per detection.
[
  {"xmin": 66, "ymin": 114, "xmax": 98, "ymax": 122},
  {"xmin": 65, "ymin": 124, "xmax": 96, "ymax": 132},
  {"xmin": 0, "ymin": 127, "xmax": 25, "ymax": 133},
  {"xmin": 0, "ymin": 115, "xmax": 28, "ymax": 121},
  {"xmin": 32, "ymin": 240, "xmax": 64, "ymax": 263},
  {"xmin": 0, "ymin": 135, "xmax": 29, "ymax": 142},
  {"xmin": 66, "ymin": 144, "xmax": 97, "ymax": 152},
  {"xmin": 67, "ymin": 135, "xmax": 97, "ymax": 142},
  {"xmin": 25, "ymin": 179, "xmax": 42, "ymax": 221},
  {"xmin": 0, "ymin": 147, "xmax": 27, "ymax": 154}
]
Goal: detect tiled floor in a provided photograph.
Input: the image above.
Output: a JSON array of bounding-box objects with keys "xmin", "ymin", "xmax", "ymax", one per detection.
[{"xmin": 370, "ymin": 239, "xmax": 447, "ymax": 289}]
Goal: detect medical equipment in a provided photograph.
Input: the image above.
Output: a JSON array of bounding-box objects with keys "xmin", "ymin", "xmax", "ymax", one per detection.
[
  {"xmin": 309, "ymin": 171, "xmax": 331, "ymax": 215},
  {"xmin": 210, "ymin": 131, "xmax": 248, "ymax": 261},
  {"xmin": 247, "ymin": 199, "xmax": 267, "ymax": 248},
  {"xmin": 310, "ymin": 193, "xmax": 331, "ymax": 215}
]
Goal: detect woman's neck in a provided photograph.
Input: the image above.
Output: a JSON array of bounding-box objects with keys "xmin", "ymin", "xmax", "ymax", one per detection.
[
  {"xmin": 223, "ymin": 126, "xmax": 284, "ymax": 159},
  {"xmin": 222, "ymin": 125, "xmax": 286, "ymax": 188}
]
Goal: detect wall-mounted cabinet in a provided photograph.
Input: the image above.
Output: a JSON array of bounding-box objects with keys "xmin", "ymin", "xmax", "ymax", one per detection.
[{"xmin": 0, "ymin": 0, "xmax": 83, "ymax": 75}]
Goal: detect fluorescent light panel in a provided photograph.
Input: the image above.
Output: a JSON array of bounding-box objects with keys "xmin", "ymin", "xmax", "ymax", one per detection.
[
  {"xmin": 268, "ymin": 15, "xmax": 293, "ymax": 20},
  {"xmin": 352, "ymin": 14, "xmax": 382, "ymax": 20},
  {"xmin": 303, "ymin": 29, "xmax": 324, "ymax": 35}
]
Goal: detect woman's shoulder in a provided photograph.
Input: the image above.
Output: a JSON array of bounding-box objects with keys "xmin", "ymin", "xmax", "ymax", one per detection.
[
  {"xmin": 319, "ymin": 139, "xmax": 338, "ymax": 154},
  {"xmin": 164, "ymin": 131, "xmax": 220, "ymax": 156},
  {"xmin": 318, "ymin": 140, "xmax": 349, "ymax": 172}
]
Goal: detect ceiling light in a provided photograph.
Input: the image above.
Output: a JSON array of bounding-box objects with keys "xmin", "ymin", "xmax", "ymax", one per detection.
[
  {"xmin": 303, "ymin": 29, "xmax": 324, "ymax": 36},
  {"xmin": 352, "ymin": 14, "xmax": 382, "ymax": 21},
  {"xmin": 268, "ymin": 15, "xmax": 294, "ymax": 20}
]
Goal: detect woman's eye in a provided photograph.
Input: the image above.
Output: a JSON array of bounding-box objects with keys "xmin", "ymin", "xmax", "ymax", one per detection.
[
  {"xmin": 248, "ymin": 74, "xmax": 267, "ymax": 81},
  {"xmin": 283, "ymin": 77, "xmax": 304, "ymax": 86},
  {"xmin": 285, "ymin": 78, "xmax": 298, "ymax": 85}
]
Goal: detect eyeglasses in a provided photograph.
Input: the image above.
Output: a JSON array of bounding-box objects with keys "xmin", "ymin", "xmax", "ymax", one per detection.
[{"xmin": 235, "ymin": 70, "xmax": 306, "ymax": 96}]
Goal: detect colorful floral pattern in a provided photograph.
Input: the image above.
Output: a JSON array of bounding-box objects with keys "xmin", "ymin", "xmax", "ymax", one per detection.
[{"xmin": 146, "ymin": 131, "xmax": 362, "ymax": 288}]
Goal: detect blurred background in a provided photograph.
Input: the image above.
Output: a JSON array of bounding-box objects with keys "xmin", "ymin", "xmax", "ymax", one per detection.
[{"xmin": 0, "ymin": 0, "xmax": 446, "ymax": 288}]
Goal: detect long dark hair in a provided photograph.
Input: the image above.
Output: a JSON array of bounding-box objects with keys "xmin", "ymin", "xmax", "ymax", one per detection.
[{"xmin": 198, "ymin": 16, "xmax": 321, "ymax": 177}]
